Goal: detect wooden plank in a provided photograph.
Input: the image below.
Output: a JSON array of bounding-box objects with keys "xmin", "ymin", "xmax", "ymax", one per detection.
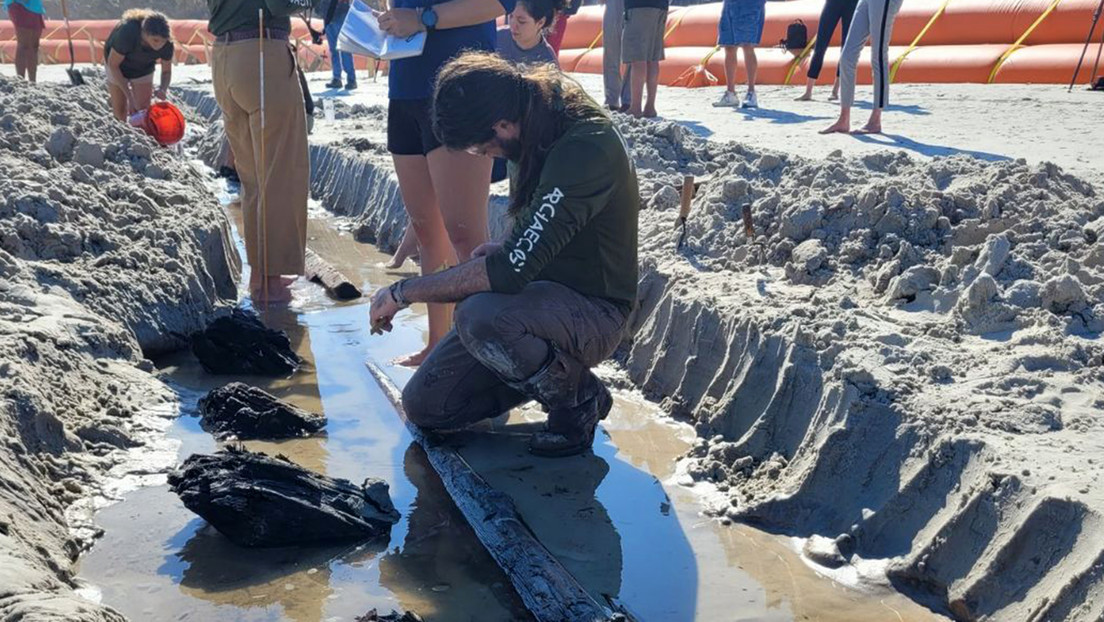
[
  {"xmin": 365, "ymin": 362, "xmax": 618, "ymax": 622},
  {"xmin": 305, "ymin": 248, "xmax": 362, "ymax": 300}
]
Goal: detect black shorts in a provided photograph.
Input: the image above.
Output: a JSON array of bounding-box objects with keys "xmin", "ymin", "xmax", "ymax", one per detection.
[{"xmin": 387, "ymin": 98, "xmax": 442, "ymax": 156}]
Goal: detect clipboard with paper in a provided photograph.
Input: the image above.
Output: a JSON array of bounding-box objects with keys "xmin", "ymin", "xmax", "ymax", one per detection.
[{"xmin": 337, "ymin": 0, "xmax": 426, "ymax": 60}]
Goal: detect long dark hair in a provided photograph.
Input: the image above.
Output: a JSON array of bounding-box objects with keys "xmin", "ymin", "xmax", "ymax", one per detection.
[
  {"xmin": 122, "ymin": 8, "xmax": 172, "ymax": 41},
  {"xmin": 432, "ymin": 52, "xmax": 606, "ymax": 215},
  {"xmin": 516, "ymin": 0, "xmax": 567, "ymax": 33}
]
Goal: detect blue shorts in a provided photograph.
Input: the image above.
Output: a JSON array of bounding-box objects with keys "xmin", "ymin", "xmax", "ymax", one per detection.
[{"xmin": 718, "ymin": 0, "xmax": 767, "ymax": 46}]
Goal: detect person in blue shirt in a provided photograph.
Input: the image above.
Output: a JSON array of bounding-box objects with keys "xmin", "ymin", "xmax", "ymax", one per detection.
[
  {"xmin": 376, "ymin": 0, "xmax": 516, "ymax": 367},
  {"xmin": 320, "ymin": 0, "xmax": 357, "ymax": 90}
]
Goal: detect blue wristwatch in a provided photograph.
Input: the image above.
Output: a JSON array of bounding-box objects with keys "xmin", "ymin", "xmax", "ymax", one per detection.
[{"xmin": 420, "ymin": 6, "xmax": 438, "ymax": 31}]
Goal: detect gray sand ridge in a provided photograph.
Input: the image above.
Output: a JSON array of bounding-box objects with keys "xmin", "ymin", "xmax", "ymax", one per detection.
[
  {"xmin": 0, "ymin": 76, "xmax": 238, "ymax": 620},
  {"xmin": 619, "ymin": 117, "xmax": 1104, "ymax": 622}
]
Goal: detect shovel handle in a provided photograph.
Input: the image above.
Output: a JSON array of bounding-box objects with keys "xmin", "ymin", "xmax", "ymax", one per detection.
[{"xmin": 678, "ymin": 174, "xmax": 694, "ymax": 220}]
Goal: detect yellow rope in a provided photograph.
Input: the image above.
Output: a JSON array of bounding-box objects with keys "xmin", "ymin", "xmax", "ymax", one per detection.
[
  {"xmin": 891, "ymin": 0, "xmax": 953, "ymax": 83},
  {"xmin": 987, "ymin": 0, "xmax": 1062, "ymax": 83},
  {"xmin": 664, "ymin": 5, "xmax": 692, "ymax": 41},
  {"xmin": 569, "ymin": 29, "xmax": 604, "ymax": 72},
  {"xmin": 783, "ymin": 34, "xmax": 819, "ymax": 85},
  {"xmin": 699, "ymin": 43, "xmax": 722, "ymax": 66}
]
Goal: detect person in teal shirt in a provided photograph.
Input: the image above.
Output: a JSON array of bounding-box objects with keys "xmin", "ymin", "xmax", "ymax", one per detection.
[{"xmin": 4, "ymin": 0, "xmax": 46, "ymax": 83}]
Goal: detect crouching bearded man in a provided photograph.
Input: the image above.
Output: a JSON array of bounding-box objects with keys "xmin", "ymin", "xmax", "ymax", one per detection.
[{"xmin": 368, "ymin": 51, "xmax": 640, "ymax": 457}]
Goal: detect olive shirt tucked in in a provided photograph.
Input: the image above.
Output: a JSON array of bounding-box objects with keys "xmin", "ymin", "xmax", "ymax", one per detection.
[
  {"xmin": 207, "ymin": 0, "xmax": 318, "ymax": 36},
  {"xmin": 485, "ymin": 116, "xmax": 640, "ymax": 311},
  {"xmin": 105, "ymin": 20, "xmax": 174, "ymax": 80}
]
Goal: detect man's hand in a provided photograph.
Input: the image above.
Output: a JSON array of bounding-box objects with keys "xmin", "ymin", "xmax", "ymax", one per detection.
[
  {"xmin": 470, "ymin": 242, "xmax": 502, "ymax": 259},
  {"xmin": 154, "ymin": 87, "xmax": 168, "ymax": 100},
  {"xmin": 369, "ymin": 286, "xmax": 403, "ymax": 335},
  {"xmin": 377, "ymin": 8, "xmax": 425, "ymax": 37}
]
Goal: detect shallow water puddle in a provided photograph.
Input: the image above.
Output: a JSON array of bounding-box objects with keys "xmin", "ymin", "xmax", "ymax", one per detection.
[{"xmin": 75, "ymin": 214, "xmax": 940, "ymax": 621}]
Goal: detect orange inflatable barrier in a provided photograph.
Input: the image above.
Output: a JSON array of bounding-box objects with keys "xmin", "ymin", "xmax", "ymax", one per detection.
[
  {"xmin": 992, "ymin": 42, "xmax": 1094, "ymax": 81},
  {"xmin": 558, "ymin": 0, "xmax": 1100, "ymax": 85}
]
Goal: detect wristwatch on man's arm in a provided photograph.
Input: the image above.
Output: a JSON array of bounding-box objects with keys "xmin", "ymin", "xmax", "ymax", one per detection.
[{"xmin": 418, "ymin": 5, "xmax": 438, "ymax": 30}]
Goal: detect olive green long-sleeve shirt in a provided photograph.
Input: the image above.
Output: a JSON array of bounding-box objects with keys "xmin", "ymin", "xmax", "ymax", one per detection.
[
  {"xmin": 485, "ymin": 117, "xmax": 640, "ymax": 311},
  {"xmin": 207, "ymin": 0, "xmax": 317, "ymax": 36}
]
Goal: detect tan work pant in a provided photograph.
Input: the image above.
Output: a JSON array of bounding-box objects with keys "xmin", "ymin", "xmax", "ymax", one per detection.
[{"xmin": 212, "ymin": 38, "xmax": 308, "ymax": 277}]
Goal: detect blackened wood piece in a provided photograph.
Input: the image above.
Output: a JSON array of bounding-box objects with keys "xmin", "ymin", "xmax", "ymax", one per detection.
[
  {"xmin": 168, "ymin": 447, "xmax": 399, "ymax": 548},
  {"xmin": 191, "ymin": 308, "xmax": 301, "ymax": 376},
  {"xmin": 198, "ymin": 382, "xmax": 326, "ymax": 440}
]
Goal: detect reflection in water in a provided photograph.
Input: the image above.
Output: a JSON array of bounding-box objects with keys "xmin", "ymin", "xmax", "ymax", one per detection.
[
  {"xmin": 169, "ymin": 522, "xmax": 388, "ymax": 622},
  {"xmin": 378, "ymin": 444, "xmax": 531, "ymax": 622},
  {"xmin": 447, "ymin": 424, "xmax": 624, "ymax": 606}
]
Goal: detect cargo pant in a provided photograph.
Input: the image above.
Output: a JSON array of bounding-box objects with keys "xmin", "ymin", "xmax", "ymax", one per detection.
[
  {"xmin": 212, "ymin": 38, "xmax": 308, "ymax": 277},
  {"xmin": 402, "ymin": 281, "xmax": 629, "ymax": 429}
]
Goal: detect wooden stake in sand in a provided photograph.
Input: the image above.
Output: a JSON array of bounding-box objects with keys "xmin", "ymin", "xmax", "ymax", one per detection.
[
  {"xmin": 675, "ymin": 174, "xmax": 694, "ymax": 250},
  {"xmin": 365, "ymin": 363, "xmax": 619, "ymax": 622},
  {"xmin": 305, "ymin": 248, "xmax": 362, "ymax": 300}
]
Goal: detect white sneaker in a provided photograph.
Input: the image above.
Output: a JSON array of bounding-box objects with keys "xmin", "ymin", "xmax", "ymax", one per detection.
[
  {"xmin": 741, "ymin": 92, "xmax": 759, "ymax": 109},
  {"xmin": 712, "ymin": 91, "xmax": 740, "ymax": 107}
]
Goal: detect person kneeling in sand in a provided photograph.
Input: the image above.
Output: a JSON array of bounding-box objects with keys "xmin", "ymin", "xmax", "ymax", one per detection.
[{"xmin": 369, "ymin": 52, "xmax": 640, "ymax": 457}]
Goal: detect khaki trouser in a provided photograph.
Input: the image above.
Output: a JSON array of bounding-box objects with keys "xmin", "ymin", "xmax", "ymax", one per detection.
[{"xmin": 212, "ymin": 38, "xmax": 308, "ymax": 276}]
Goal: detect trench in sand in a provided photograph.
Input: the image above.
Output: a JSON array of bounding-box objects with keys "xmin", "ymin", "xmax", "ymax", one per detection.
[{"xmin": 71, "ymin": 144, "xmax": 941, "ymax": 620}]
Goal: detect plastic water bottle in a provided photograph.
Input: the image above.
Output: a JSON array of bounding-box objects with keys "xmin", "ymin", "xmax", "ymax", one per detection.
[
  {"xmin": 323, "ymin": 98, "xmax": 335, "ymax": 124},
  {"xmin": 128, "ymin": 110, "xmax": 148, "ymax": 128}
]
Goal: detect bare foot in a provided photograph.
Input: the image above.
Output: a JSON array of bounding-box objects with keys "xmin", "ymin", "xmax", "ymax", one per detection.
[
  {"xmin": 819, "ymin": 121, "xmax": 850, "ymax": 134},
  {"xmin": 393, "ymin": 347, "xmax": 432, "ymax": 368},
  {"xmin": 829, "ymin": 91, "xmax": 839, "ymax": 101},
  {"xmin": 385, "ymin": 255, "xmax": 407, "ymax": 269},
  {"xmin": 852, "ymin": 123, "xmax": 882, "ymax": 134},
  {"xmin": 794, "ymin": 92, "xmax": 813, "ymax": 101},
  {"xmin": 627, "ymin": 107, "xmax": 643, "ymax": 118},
  {"xmin": 643, "ymin": 107, "xmax": 658, "ymax": 118}
]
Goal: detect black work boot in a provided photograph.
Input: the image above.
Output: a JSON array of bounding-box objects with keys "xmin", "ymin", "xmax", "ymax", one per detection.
[{"xmin": 506, "ymin": 348, "xmax": 613, "ymax": 458}]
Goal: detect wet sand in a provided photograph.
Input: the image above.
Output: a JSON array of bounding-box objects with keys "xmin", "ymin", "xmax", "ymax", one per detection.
[{"xmin": 76, "ymin": 202, "xmax": 943, "ymax": 621}]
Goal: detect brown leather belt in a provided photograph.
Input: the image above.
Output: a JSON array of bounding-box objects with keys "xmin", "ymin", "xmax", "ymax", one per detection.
[{"xmin": 214, "ymin": 28, "xmax": 290, "ymax": 44}]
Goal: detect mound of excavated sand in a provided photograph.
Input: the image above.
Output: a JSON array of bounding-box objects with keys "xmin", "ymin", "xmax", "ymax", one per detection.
[
  {"xmin": 0, "ymin": 76, "xmax": 237, "ymax": 620},
  {"xmin": 619, "ymin": 117, "xmax": 1104, "ymax": 621}
]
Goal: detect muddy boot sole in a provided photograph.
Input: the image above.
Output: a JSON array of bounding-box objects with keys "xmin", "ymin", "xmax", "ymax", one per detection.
[{"xmin": 529, "ymin": 385, "xmax": 613, "ymax": 458}]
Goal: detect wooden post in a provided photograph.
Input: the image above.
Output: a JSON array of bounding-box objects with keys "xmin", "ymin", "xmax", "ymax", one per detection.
[
  {"xmin": 366, "ymin": 363, "xmax": 619, "ymax": 622},
  {"xmin": 305, "ymin": 248, "xmax": 362, "ymax": 300}
]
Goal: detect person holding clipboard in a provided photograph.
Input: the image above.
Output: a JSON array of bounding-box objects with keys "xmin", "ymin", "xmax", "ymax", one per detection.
[{"xmin": 372, "ymin": 0, "xmax": 515, "ymax": 367}]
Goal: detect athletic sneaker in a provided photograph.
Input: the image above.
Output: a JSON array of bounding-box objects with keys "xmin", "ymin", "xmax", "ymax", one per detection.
[
  {"xmin": 325, "ymin": 78, "xmax": 342, "ymax": 89},
  {"xmin": 712, "ymin": 91, "xmax": 740, "ymax": 107},
  {"xmin": 742, "ymin": 92, "xmax": 759, "ymax": 109},
  {"xmin": 345, "ymin": 80, "xmax": 358, "ymax": 91}
]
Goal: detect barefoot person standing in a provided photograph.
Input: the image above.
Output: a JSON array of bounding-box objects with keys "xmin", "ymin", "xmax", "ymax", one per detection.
[
  {"xmin": 623, "ymin": 0, "xmax": 667, "ymax": 117},
  {"xmin": 207, "ymin": 0, "xmax": 314, "ymax": 303},
  {"xmin": 820, "ymin": 0, "xmax": 904, "ymax": 134},
  {"xmin": 370, "ymin": 53, "xmax": 639, "ymax": 457},
  {"xmin": 104, "ymin": 10, "xmax": 174, "ymax": 122},
  {"xmin": 795, "ymin": 0, "xmax": 857, "ymax": 102},
  {"xmin": 375, "ymin": 0, "xmax": 516, "ymax": 366},
  {"xmin": 4, "ymin": 0, "xmax": 45, "ymax": 83}
]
